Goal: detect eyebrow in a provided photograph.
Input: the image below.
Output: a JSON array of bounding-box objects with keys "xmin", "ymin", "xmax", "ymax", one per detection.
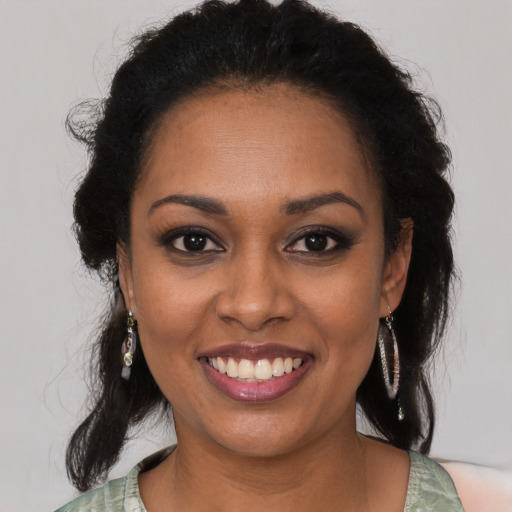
[
  {"xmin": 282, "ymin": 191, "xmax": 364, "ymax": 217},
  {"xmin": 149, "ymin": 194, "xmax": 228, "ymax": 215},
  {"xmin": 149, "ymin": 190, "xmax": 364, "ymax": 218}
]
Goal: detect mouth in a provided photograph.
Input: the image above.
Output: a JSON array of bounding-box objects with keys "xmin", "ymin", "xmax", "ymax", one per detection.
[
  {"xmin": 205, "ymin": 356, "xmax": 305, "ymax": 382},
  {"xmin": 198, "ymin": 343, "xmax": 312, "ymax": 402}
]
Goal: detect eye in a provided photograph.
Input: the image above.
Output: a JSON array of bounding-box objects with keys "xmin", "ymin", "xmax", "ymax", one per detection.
[
  {"xmin": 286, "ymin": 228, "xmax": 355, "ymax": 253},
  {"xmin": 288, "ymin": 233, "xmax": 336, "ymax": 252},
  {"xmin": 159, "ymin": 228, "xmax": 223, "ymax": 253}
]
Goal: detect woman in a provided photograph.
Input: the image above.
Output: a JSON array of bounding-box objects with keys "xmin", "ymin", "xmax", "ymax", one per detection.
[{"xmin": 57, "ymin": 0, "xmax": 467, "ymax": 510}]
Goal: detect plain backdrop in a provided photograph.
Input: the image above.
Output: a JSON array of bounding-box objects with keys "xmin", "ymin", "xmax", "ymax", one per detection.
[{"xmin": 0, "ymin": 0, "xmax": 511, "ymax": 510}]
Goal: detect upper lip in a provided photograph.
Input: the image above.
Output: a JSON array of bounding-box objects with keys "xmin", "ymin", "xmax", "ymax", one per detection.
[{"xmin": 198, "ymin": 342, "xmax": 311, "ymax": 360}]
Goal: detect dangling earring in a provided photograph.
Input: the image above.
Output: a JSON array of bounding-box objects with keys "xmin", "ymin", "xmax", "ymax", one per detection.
[
  {"xmin": 378, "ymin": 305, "xmax": 404, "ymax": 420},
  {"xmin": 121, "ymin": 310, "xmax": 137, "ymax": 380}
]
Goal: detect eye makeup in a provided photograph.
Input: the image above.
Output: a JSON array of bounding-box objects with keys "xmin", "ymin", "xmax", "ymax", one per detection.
[
  {"xmin": 285, "ymin": 225, "xmax": 358, "ymax": 255},
  {"xmin": 157, "ymin": 226, "xmax": 225, "ymax": 255}
]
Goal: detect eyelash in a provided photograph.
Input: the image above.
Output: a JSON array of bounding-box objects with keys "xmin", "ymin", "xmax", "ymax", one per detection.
[
  {"xmin": 158, "ymin": 226, "xmax": 356, "ymax": 255},
  {"xmin": 158, "ymin": 227, "xmax": 224, "ymax": 253},
  {"xmin": 285, "ymin": 227, "xmax": 356, "ymax": 254}
]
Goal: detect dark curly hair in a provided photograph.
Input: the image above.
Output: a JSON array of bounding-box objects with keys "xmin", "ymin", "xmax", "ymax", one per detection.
[{"xmin": 66, "ymin": 0, "xmax": 455, "ymax": 492}]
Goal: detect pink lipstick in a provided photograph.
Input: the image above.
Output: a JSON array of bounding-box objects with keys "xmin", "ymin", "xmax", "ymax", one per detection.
[{"xmin": 198, "ymin": 343, "xmax": 313, "ymax": 403}]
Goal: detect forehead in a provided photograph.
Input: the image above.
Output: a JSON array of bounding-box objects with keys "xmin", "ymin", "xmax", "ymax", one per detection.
[{"xmin": 138, "ymin": 84, "xmax": 380, "ymax": 213}]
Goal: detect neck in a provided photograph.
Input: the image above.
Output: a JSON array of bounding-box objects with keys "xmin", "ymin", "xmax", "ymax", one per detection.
[{"xmin": 141, "ymin": 414, "xmax": 371, "ymax": 512}]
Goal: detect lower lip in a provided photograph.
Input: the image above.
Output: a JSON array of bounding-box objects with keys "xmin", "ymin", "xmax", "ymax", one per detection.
[{"xmin": 199, "ymin": 358, "xmax": 312, "ymax": 403}]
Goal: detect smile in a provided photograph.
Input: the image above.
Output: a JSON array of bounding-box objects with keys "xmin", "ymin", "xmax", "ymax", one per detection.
[
  {"xmin": 207, "ymin": 356, "xmax": 304, "ymax": 382},
  {"xmin": 199, "ymin": 344, "xmax": 312, "ymax": 403}
]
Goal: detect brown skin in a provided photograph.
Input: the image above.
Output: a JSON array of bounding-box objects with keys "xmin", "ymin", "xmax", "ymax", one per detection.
[{"xmin": 119, "ymin": 84, "xmax": 412, "ymax": 511}]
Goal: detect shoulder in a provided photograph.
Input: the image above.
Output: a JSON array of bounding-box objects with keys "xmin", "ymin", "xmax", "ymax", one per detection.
[
  {"xmin": 54, "ymin": 466, "xmax": 145, "ymax": 512},
  {"xmin": 441, "ymin": 461, "xmax": 512, "ymax": 512},
  {"xmin": 404, "ymin": 451, "xmax": 465, "ymax": 511},
  {"xmin": 54, "ymin": 447, "xmax": 175, "ymax": 512},
  {"xmin": 54, "ymin": 476, "xmax": 129, "ymax": 512}
]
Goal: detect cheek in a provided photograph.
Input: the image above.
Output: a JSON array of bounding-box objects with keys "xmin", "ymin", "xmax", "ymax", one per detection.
[
  {"xmin": 302, "ymin": 262, "xmax": 382, "ymax": 372},
  {"xmin": 130, "ymin": 259, "xmax": 214, "ymax": 377}
]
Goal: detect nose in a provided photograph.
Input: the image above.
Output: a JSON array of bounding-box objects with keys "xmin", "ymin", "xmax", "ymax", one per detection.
[{"xmin": 215, "ymin": 251, "xmax": 296, "ymax": 332}]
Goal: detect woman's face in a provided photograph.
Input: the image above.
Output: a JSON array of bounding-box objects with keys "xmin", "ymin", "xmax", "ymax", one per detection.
[{"xmin": 119, "ymin": 84, "xmax": 410, "ymax": 457}]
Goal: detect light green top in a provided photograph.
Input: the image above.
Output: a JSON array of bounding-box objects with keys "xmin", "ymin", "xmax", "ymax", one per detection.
[{"xmin": 56, "ymin": 447, "xmax": 465, "ymax": 511}]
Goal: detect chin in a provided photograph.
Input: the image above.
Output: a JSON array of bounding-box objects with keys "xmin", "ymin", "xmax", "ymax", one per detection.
[{"xmin": 193, "ymin": 407, "xmax": 321, "ymax": 460}]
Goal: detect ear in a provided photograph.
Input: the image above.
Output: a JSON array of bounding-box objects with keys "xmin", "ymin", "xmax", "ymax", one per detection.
[
  {"xmin": 379, "ymin": 219, "xmax": 413, "ymax": 317},
  {"xmin": 117, "ymin": 242, "xmax": 137, "ymax": 316}
]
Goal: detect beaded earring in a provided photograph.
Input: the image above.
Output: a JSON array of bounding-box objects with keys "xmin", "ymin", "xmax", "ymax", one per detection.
[{"xmin": 121, "ymin": 310, "xmax": 137, "ymax": 380}]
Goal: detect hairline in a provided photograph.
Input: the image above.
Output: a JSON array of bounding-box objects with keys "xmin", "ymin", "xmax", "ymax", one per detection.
[{"xmin": 129, "ymin": 78, "xmax": 391, "ymax": 252}]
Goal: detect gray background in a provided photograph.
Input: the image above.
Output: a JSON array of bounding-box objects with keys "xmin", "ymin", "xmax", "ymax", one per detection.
[{"xmin": 0, "ymin": 1, "xmax": 511, "ymax": 510}]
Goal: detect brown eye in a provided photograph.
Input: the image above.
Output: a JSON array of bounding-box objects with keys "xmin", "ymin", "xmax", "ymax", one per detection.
[
  {"xmin": 285, "ymin": 227, "xmax": 357, "ymax": 254},
  {"xmin": 287, "ymin": 231, "xmax": 338, "ymax": 253},
  {"xmin": 169, "ymin": 231, "xmax": 222, "ymax": 252},
  {"xmin": 182, "ymin": 233, "xmax": 207, "ymax": 251},
  {"xmin": 304, "ymin": 233, "xmax": 328, "ymax": 251}
]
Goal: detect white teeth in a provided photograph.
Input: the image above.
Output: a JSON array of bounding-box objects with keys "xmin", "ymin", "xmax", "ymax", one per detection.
[
  {"xmin": 226, "ymin": 358, "xmax": 239, "ymax": 378},
  {"xmin": 208, "ymin": 356, "xmax": 305, "ymax": 382},
  {"xmin": 272, "ymin": 357, "xmax": 285, "ymax": 377},
  {"xmin": 254, "ymin": 359, "xmax": 273, "ymax": 380},
  {"xmin": 217, "ymin": 357, "xmax": 227, "ymax": 374},
  {"xmin": 238, "ymin": 359, "xmax": 255, "ymax": 379}
]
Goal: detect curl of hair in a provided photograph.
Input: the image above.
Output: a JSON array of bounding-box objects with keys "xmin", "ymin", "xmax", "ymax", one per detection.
[{"xmin": 67, "ymin": 0, "xmax": 455, "ymax": 492}]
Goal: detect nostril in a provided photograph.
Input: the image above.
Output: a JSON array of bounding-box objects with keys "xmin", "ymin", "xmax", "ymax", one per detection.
[
  {"xmin": 214, "ymin": 262, "xmax": 296, "ymax": 330},
  {"xmin": 215, "ymin": 293, "xmax": 295, "ymax": 331}
]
